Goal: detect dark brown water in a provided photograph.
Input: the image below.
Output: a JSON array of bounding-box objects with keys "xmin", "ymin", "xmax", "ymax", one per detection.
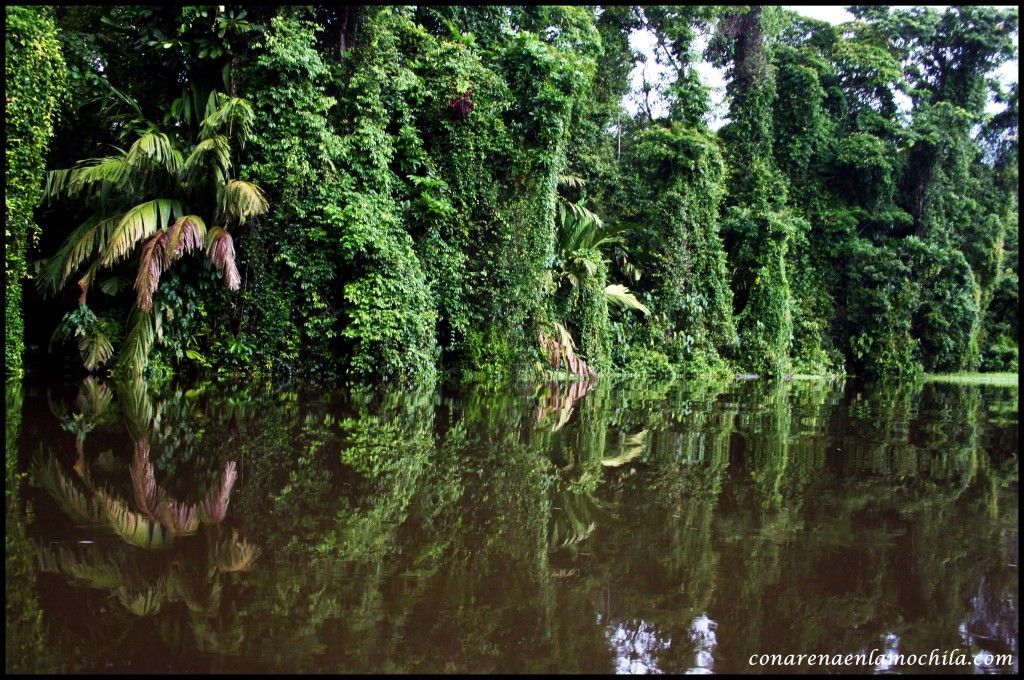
[{"xmin": 5, "ymin": 376, "xmax": 1018, "ymax": 674}]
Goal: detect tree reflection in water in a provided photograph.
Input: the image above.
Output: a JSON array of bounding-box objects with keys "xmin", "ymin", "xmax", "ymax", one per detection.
[{"xmin": 5, "ymin": 375, "xmax": 1018, "ymax": 673}]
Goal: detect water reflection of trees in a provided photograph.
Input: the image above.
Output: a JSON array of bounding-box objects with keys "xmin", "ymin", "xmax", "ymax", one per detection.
[
  {"xmin": 7, "ymin": 375, "xmax": 1018, "ymax": 673},
  {"xmin": 22, "ymin": 378, "xmax": 257, "ymax": 671}
]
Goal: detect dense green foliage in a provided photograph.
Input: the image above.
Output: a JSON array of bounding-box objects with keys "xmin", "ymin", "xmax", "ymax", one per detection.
[
  {"xmin": 6, "ymin": 5, "xmax": 1018, "ymax": 383},
  {"xmin": 4, "ymin": 7, "xmax": 66, "ymax": 379}
]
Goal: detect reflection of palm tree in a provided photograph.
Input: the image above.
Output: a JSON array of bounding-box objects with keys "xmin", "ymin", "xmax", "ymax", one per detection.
[
  {"xmin": 34, "ymin": 427, "xmax": 240, "ymax": 549},
  {"xmin": 37, "ymin": 527, "xmax": 258, "ymax": 617},
  {"xmin": 535, "ymin": 380, "xmax": 597, "ymax": 431},
  {"xmin": 549, "ymin": 480, "xmax": 606, "ymax": 550},
  {"xmin": 33, "ymin": 378, "xmax": 260, "ymax": 661}
]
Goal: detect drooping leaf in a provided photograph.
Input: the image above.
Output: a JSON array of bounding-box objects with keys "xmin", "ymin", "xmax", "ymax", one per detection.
[
  {"xmin": 214, "ymin": 533, "xmax": 260, "ymax": 572},
  {"xmin": 604, "ymin": 284, "xmax": 652, "ymax": 316},
  {"xmin": 220, "ymin": 179, "xmax": 268, "ymax": 224},
  {"xmin": 132, "ymin": 216, "xmax": 206, "ymax": 312},
  {"xmin": 134, "ymin": 230, "xmax": 169, "ymax": 312},
  {"xmin": 98, "ymin": 199, "xmax": 183, "ymax": 268},
  {"xmin": 115, "ymin": 376, "xmax": 155, "ymax": 441},
  {"xmin": 202, "ymin": 461, "xmax": 238, "ymax": 524},
  {"xmin": 78, "ymin": 323, "xmax": 115, "ymax": 371},
  {"xmin": 116, "ymin": 581, "xmax": 170, "ymax": 616},
  {"xmin": 182, "ymin": 135, "xmax": 231, "ymax": 186},
  {"xmin": 539, "ymin": 321, "xmax": 596, "ymax": 378},
  {"xmin": 164, "ymin": 215, "xmax": 207, "ymax": 259},
  {"xmin": 37, "ymin": 544, "xmax": 126, "ymax": 590},
  {"xmin": 31, "ymin": 456, "xmax": 102, "ymax": 525},
  {"xmin": 68, "ymin": 155, "xmax": 130, "ymax": 200},
  {"xmin": 206, "ymin": 227, "xmax": 240, "ymax": 290},
  {"xmin": 199, "ymin": 94, "xmax": 255, "ymax": 142},
  {"xmin": 98, "ymin": 276, "xmax": 131, "ymax": 296},
  {"xmin": 157, "ymin": 496, "xmax": 200, "ymax": 536},
  {"xmin": 97, "ymin": 488, "xmax": 172, "ymax": 549},
  {"xmin": 125, "ymin": 131, "xmax": 182, "ymax": 175},
  {"xmin": 130, "ymin": 440, "xmax": 160, "ymax": 519},
  {"xmin": 118, "ymin": 306, "xmax": 155, "ymax": 375},
  {"xmin": 38, "ymin": 214, "xmax": 120, "ymax": 295}
]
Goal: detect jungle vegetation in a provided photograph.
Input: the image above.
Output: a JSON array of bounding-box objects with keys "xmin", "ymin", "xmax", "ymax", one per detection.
[{"xmin": 5, "ymin": 5, "xmax": 1019, "ymax": 385}]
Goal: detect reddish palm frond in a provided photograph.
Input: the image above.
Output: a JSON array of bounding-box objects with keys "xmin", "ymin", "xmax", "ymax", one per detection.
[
  {"xmin": 130, "ymin": 440, "xmax": 160, "ymax": 519},
  {"xmin": 202, "ymin": 460, "xmax": 238, "ymax": 524},
  {"xmin": 134, "ymin": 216, "xmax": 209, "ymax": 311},
  {"xmin": 206, "ymin": 228, "xmax": 240, "ymax": 290},
  {"xmin": 539, "ymin": 322, "xmax": 596, "ymax": 379},
  {"xmin": 135, "ymin": 230, "xmax": 169, "ymax": 312},
  {"xmin": 534, "ymin": 379, "xmax": 597, "ymax": 429},
  {"xmin": 165, "ymin": 215, "xmax": 207, "ymax": 259},
  {"xmin": 157, "ymin": 495, "xmax": 200, "ymax": 536}
]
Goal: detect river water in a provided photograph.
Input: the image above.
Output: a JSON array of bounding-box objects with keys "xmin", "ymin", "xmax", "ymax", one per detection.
[{"xmin": 5, "ymin": 376, "xmax": 1018, "ymax": 673}]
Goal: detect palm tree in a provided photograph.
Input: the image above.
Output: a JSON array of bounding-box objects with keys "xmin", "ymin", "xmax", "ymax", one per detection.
[
  {"xmin": 39, "ymin": 92, "xmax": 268, "ymax": 374},
  {"xmin": 554, "ymin": 176, "xmax": 649, "ymax": 315},
  {"xmin": 541, "ymin": 178, "xmax": 651, "ymax": 377}
]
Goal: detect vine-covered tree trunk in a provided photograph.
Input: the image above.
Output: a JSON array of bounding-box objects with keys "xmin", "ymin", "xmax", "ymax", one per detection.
[{"xmin": 4, "ymin": 7, "xmax": 66, "ymax": 379}]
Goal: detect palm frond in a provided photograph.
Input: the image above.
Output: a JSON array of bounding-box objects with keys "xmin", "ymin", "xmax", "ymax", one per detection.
[
  {"xmin": 165, "ymin": 215, "xmax": 207, "ymax": 259},
  {"xmin": 126, "ymin": 132, "xmax": 182, "ymax": 176},
  {"xmin": 115, "ymin": 376, "xmax": 155, "ymax": 441},
  {"xmin": 557, "ymin": 174, "xmax": 587, "ymax": 189},
  {"xmin": 37, "ymin": 215, "xmax": 120, "ymax": 296},
  {"xmin": 97, "ymin": 199, "xmax": 183, "ymax": 268},
  {"xmin": 538, "ymin": 321, "xmax": 596, "ymax": 378},
  {"xmin": 44, "ymin": 168, "xmax": 74, "ymax": 202},
  {"xmin": 97, "ymin": 489, "xmax": 172, "ymax": 549},
  {"xmin": 182, "ymin": 135, "xmax": 231, "ymax": 186},
  {"xmin": 202, "ymin": 460, "xmax": 238, "ymax": 524},
  {"xmin": 32, "ymin": 456, "xmax": 102, "ymax": 525},
  {"xmin": 116, "ymin": 581, "xmax": 170, "ymax": 616},
  {"xmin": 134, "ymin": 230, "xmax": 169, "ymax": 312},
  {"xmin": 157, "ymin": 496, "xmax": 200, "ymax": 536},
  {"xmin": 563, "ymin": 199, "xmax": 604, "ymax": 229},
  {"xmin": 220, "ymin": 179, "xmax": 268, "ymax": 225},
  {"xmin": 604, "ymin": 284, "xmax": 651, "ymax": 316},
  {"xmin": 78, "ymin": 323, "xmax": 115, "ymax": 371},
  {"xmin": 37, "ymin": 544, "xmax": 126, "ymax": 590},
  {"xmin": 200, "ymin": 94, "xmax": 255, "ymax": 142},
  {"xmin": 76, "ymin": 377, "xmax": 113, "ymax": 418},
  {"xmin": 206, "ymin": 227, "xmax": 240, "ymax": 290},
  {"xmin": 602, "ymin": 430, "xmax": 649, "ymax": 467},
  {"xmin": 215, "ymin": 533, "xmax": 260, "ymax": 572},
  {"xmin": 118, "ymin": 306, "xmax": 155, "ymax": 375},
  {"xmin": 98, "ymin": 276, "xmax": 131, "ymax": 296},
  {"xmin": 135, "ymin": 216, "xmax": 207, "ymax": 311},
  {"xmin": 130, "ymin": 440, "xmax": 160, "ymax": 519},
  {"xmin": 69, "ymin": 155, "xmax": 130, "ymax": 200}
]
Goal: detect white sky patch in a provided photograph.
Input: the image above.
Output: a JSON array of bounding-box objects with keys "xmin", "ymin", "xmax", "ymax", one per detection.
[{"xmin": 622, "ymin": 5, "xmax": 1019, "ymax": 129}]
